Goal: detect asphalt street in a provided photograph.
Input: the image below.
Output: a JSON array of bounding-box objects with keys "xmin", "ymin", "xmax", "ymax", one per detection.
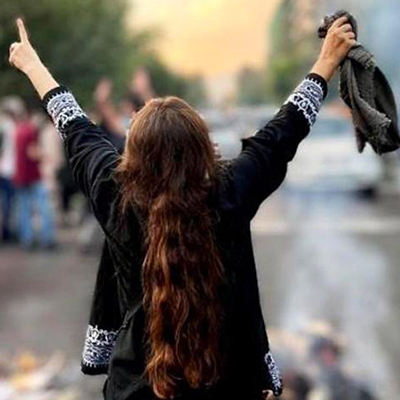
[{"xmin": 1, "ymin": 187, "xmax": 400, "ymax": 399}]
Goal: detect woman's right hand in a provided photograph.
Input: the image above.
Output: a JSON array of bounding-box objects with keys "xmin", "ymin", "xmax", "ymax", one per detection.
[
  {"xmin": 9, "ymin": 18, "xmax": 59, "ymax": 100},
  {"xmin": 311, "ymin": 16, "xmax": 357, "ymax": 82},
  {"xmin": 9, "ymin": 18, "xmax": 42, "ymax": 76}
]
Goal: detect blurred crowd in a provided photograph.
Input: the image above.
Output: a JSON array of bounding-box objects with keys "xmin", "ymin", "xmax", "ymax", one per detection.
[
  {"xmin": 0, "ymin": 67, "xmax": 154, "ymax": 252},
  {"xmin": 0, "ymin": 96, "xmax": 57, "ymax": 249}
]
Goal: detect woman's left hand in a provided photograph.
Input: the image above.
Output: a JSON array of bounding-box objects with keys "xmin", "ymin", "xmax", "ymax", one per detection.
[
  {"xmin": 9, "ymin": 18, "xmax": 42, "ymax": 75},
  {"xmin": 311, "ymin": 16, "xmax": 357, "ymax": 82}
]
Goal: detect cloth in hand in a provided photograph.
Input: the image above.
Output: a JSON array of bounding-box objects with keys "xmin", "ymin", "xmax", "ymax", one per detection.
[{"xmin": 319, "ymin": 10, "xmax": 400, "ymax": 154}]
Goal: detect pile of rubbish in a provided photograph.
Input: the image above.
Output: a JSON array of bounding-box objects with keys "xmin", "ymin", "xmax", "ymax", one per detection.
[
  {"xmin": 0, "ymin": 322, "xmax": 378, "ymax": 400},
  {"xmin": 0, "ymin": 351, "xmax": 98, "ymax": 400},
  {"xmin": 269, "ymin": 321, "xmax": 377, "ymax": 400}
]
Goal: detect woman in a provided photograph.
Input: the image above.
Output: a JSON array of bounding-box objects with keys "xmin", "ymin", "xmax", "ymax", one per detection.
[{"xmin": 9, "ymin": 17, "xmax": 355, "ymax": 400}]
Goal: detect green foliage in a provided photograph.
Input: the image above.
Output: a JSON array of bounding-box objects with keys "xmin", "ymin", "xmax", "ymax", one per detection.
[
  {"xmin": 266, "ymin": 0, "xmax": 320, "ymax": 103},
  {"xmin": 267, "ymin": 54, "xmax": 310, "ymax": 103},
  {"xmin": 144, "ymin": 55, "xmax": 187, "ymax": 98},
  {"xmin": 0, "ymin": 0, "xmax": 208, "ymax": 107},
  {"xmin": 182, "ymin": 75, "xmax": 208, "ymax": 108},
  {"xmin": 236, "ymin": 67, "xmax": 267, "ymax": 105},
  {"xmin": 0, "ymin": 0, "xmax": 133, "ymax": 105},
  {"xmin": 138, "ymin": 55, "xmax": 207, "ymax": 106}
]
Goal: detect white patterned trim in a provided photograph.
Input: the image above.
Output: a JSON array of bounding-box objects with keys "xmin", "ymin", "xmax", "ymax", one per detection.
[
  {"xmin": 265, "ymin": 351, "xmax": 283, "ymax": 396},
  {"xmin": 285, "ymin": 78, "xmax": 324, "ymax": 127},
  {"xmin": 46, "ymin": 91, "xmax": 87, "ymax": 139},
  {"xmin": 82, "ymin": 325, "xmax": 118, "ymax": 368}
]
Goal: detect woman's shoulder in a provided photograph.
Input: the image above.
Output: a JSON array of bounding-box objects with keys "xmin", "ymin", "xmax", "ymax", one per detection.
[{"xmin": 211, "ymin": 160, "xmax": 250, "ymax": 224}]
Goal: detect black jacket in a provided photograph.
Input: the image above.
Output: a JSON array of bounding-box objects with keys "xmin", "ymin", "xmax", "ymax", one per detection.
[{"xmin": 43, "ymin": 73, "xmax": 327, "ymax": 400}]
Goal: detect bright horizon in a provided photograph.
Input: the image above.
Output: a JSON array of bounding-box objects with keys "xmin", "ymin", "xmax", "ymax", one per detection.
[{"xmin": 129, "ymin": 0, "xmax": 282, "ymax": 101}]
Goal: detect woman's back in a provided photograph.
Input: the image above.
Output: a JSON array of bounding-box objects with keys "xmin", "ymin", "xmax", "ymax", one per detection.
[
  {"xmin": 91, "ymin": 166, "xmax": 281, "ymax": 400},
  {"xmin": 10, "ymin": 14, "xmax": 358, "ymax": 400},
  {"xmin": 38, "ymin": 72, "xmax": 327, "ymax": 398}
]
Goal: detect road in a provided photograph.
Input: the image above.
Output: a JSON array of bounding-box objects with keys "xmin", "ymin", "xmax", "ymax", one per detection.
[{"xmin": 1, "ymin": 186, "xmax": 400, "ymax": 399}]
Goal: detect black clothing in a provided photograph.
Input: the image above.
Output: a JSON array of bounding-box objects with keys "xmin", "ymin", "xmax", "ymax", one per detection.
[
  {"xmin": 43, "ymin": 73, "xmax": 327, "ymax": 400},
  {"xmin": 57, "ymin": 153, "xmax": 78, "ymax": 214},
  {"xmin": 319, "ymin": 10, "xmax": 400, "ymax": 154},
  {"xmin": 99, "ymin": 121, "xmax": 126, "ymax": 153}
]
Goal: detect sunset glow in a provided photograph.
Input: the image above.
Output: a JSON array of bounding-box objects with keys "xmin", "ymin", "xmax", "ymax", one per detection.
[{"xmin": 129, "ymin": 0, "xmax": 281, "ymax": 78}]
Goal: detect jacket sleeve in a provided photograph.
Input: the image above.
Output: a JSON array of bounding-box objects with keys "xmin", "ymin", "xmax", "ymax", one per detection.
[
  {"xmin": 43, "ymin": 87, "xmax": 121, "ymax": 228},
  {"xmin": 43, "ymin": 86, "xmax": 120, "ymax": 200},
  {"xmin": 81, "ymin": 241, "xmax": 123, "ymax": 375},
  {"xmin": 221, "ymin": 73, "xmax": 327, "ymax": 219}
]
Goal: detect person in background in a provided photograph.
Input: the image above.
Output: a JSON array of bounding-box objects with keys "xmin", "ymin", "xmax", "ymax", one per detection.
[
  {"xmin": 37, "ymin": 115, "xmax": 64, "ymax": 204},
  {"xmin": 129, "ymin": 67, "xmax": 156, "ymax": 107},
  {"xmin": 76, "ymin": 70, "xmax": 156, "ymax": 251},
  {"xmin": 56, "ymin": 149, "xmax": 79, "ymax": 226},
  {"xmin": 76, "ymin": 78, "xmax": 145, "ymax": 252},
  {"xmin": 0, "ymin": 98, "xmax": 18, "ymax": 243},
  {"xmin": 280, "ymin": 371, "xmax": 312, "ymax": 400},
  {"xmin": 94, "ymin": 78, "xmax": 129, "ymax": 151},
  {"xmin": 13, "ymin": 98, "xmax": 56, "ymax": 250},
  {"xmin": 95, "ymin": 67, "xmax": 155, "ymax": 146},
  {"xmin": 308, "ymin": 336, "xmax": 376, "ymax": 400}
]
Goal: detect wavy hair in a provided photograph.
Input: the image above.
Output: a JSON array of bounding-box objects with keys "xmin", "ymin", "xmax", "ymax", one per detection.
[{"xmin": 116, "ymin": 97, "xmax": 225, "ymax": 398}]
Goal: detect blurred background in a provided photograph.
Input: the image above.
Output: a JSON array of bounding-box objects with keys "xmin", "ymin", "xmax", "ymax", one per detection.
[{"xmin": 1, "ymin": 0, "xmax": 400, "ymax": 399}]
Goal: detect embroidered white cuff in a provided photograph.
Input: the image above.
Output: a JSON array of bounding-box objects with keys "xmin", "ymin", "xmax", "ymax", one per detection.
[
  {"xmin": 265, "ymin": 351, "xmax": 283, "ymax": 396},
  {"xmin": 285, "ymin": 77, "xmax": 325, "ymax": 127},
  {"xmin": 82, "ymin": 324, "xmax": 119, "ymax": 369},
  {"xmin": 45, "ymin": 90, "xmax": 87, "ymax": 138}
]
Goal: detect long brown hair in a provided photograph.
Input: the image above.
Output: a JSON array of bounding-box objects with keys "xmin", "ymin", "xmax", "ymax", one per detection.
[{"xmin": 116, "ymin": 97, "xmax": 225, "ymax": 399}]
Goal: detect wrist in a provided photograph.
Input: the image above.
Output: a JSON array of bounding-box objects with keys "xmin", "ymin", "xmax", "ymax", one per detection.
[
  {"xmin": 310, "ymin": 57, "xmax": 338, "ymax": 82},
  {"xmin": 24, "ymin": 58, "xmax": 45, "ymax": 78},
  {"xmin": 26, "ymin": 61, "xmax": 59, "ymax": 100}
]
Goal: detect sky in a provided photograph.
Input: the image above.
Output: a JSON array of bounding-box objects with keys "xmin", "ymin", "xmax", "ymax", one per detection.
[{"xmin": 128, "ymin": 0, "xmax": 281, "ymax": 101}]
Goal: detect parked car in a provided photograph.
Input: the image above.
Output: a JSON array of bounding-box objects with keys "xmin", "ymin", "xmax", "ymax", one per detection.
[
  {"xmin": 285, "ymin": 113, "xmax": 383, "ymax": 191},
  {"xmin": 202, "ymin": 106, "xmax": 276, "ymax": 160}
]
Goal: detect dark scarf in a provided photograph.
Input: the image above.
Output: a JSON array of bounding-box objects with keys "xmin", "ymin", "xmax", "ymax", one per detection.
[{"xmin": 319, "ymin": 10, "xmax": 400, "ymax": 154}]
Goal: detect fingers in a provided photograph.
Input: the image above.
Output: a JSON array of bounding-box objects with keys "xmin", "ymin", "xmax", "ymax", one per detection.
[
  {"xmin": 213, "ymin": 143, "xmax": 221, "ymax": 160},
  {"xmin": 16, "ymin": 18, "xmax": 29, "ymax": 43},
  {"xmin": 262, "ymin": 390, "xmax": 274, "ymax": 400},
  {"xmin": 347, "ymin": 38, "xmax": 358, "ymax": 48},
  {"xmin": 340, "ymin": 23, "xmax": 353, "ymax": 33},
  {"xmin": 9, "ymin": 42, "xmax": 19, "ymax": 54},
  {"xmin": 343, "ymin": 30, "xmax": 356, "ymax": 44},
  {"xmin": 343, "ymin": 32, "xmax": 357, "ymax": 51},
  {"xmin": 332, "ymin": 23, "xmax": 356, "ymax": 42},
  {"xmin": 331, "ymin": 15, "xmax": 348, "ymax": 29},
  {"xmin": 346, "ymin": 31, "xmax": 356, "ymax": 40},
  {"xmin": 9, "ymin": 42, "xmax": 19, "ymax": 66}
]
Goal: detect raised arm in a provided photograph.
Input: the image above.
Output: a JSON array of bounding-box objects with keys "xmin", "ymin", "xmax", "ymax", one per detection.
[
  {"xmin": 221, "ymin": 16, "xmax": 356, "ymax": 219},
  {"xmin": 9, "ymin": 19, "xmax": 58, "ymax": 99},
  {"xmin": 9, "ymin": 19, "xmax": 120, "ymax": 209},
  {"xmin": 94, "ymin": 79, "xmax": 127, "ymax": 138}
]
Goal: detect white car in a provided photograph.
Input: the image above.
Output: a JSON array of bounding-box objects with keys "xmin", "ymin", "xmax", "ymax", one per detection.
[
  {"xmin": 286, "ymin": 113, "xmax": 383, "ymax": 191},
  {"xmin": 203, "ymin": 106, "xmax": 277, "ymax": 160}
]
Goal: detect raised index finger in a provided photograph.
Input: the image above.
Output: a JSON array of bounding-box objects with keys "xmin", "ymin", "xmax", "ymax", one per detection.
[
  {"xmin": 16, "ymin": 18, "xmax": 29, "ymax": 43},
  {"xmin": 331, "ymin": 16, "xmax": 348, "ymax": 30}
]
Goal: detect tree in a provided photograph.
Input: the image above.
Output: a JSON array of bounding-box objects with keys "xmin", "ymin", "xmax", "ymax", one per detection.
[
  {"xmin": 266, "ymin": 0, "xmax": 320, "ymax": 103},
  {"xmin": 236, "ymin": 67, "xmax": 267, "ymax": 105},
  {"xmin": 135, "ymin": 55, "xmax": 208, "ymax": 106},
  {"xmin": 183, "ymin": 75, "xmax": 208, "ymax": 108},
  {"xmin": 0, "ymin": 0, "xmax": 208, "ymax": 108},
  {"xmin": 0, "ymin": 0, "xmax": 140, "ymax": 105}
]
